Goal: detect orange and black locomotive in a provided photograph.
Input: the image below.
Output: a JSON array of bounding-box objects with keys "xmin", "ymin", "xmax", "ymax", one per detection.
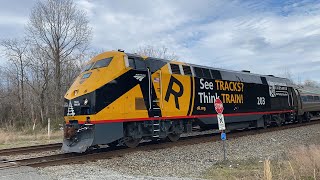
[{"xmin": 62, "ymin": 50, "xmax": 320, "ymax": 153}]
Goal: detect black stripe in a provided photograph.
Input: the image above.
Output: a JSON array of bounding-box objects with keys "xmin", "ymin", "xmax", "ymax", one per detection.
[
  {"xmin": 187, "ymin": 76, "xmax": 194, "ymax": 116},
  {"xmin": 67, "ymin": 58, "xmax": 168, "ymax": 116},
  {"xmin": 95, "ymin": 70, "xmax": 143, "ymax": 113},
  {"xmin": 95, "ymin": 58, "xmax": 167, "ymax": 114}
]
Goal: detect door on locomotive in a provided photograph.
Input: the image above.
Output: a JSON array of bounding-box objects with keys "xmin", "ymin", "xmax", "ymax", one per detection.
[
  {"xmin": 147, "ymin": 61, "xmax": 164, "ymax": 139},
  {"xmin": 149, "ymin": 68, "xmax": 163, "ymax": 111},
  {"xmin": 123, "ymin": 56, "xmax": 164, "ymax": 147},
  {"xmin": 293, "ymin": 89, "xmax": 303, "ymax": 116}
]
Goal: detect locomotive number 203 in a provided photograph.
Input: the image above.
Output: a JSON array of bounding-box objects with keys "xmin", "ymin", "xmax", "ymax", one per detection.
[{"xmin": 257, "ymin": 97, "xmax": 266, "ymax": 105}]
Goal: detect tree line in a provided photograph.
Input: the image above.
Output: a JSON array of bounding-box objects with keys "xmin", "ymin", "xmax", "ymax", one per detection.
[
  {"xmin": 0, "ymin": 0, "xmax": 91, "ymax": 129},
  {"xmin": 0, "ymin": 0, "xmax": 178, "ymax": 130}
]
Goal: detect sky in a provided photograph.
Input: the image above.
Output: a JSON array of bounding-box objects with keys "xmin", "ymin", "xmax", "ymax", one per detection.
[{"xmin": 0, "ymin": 0, "xmax": 320, "ymax": 83}]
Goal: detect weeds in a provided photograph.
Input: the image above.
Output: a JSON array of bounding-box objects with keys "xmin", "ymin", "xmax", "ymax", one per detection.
[
  {"xmin": 0, "ymin": 128, "xmax": 62, "ymax": 149},
  {"xmin": 204, "ymin": 145, "xmax": 320, "ymax": 180},
  {"xmin": 264, "ymin": 159, "xmax": 272, "ymax": 180}
]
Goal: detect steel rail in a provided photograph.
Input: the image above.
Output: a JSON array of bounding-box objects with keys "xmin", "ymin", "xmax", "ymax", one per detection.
[{"xmin": 0, "ymin": 143, "xmax": 62, "ymax": 156}]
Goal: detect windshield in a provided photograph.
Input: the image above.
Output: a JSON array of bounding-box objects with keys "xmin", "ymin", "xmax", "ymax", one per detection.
[
  {"xmin": 81, "ymin": 72, "xmax": 92, "ymax": 79},
  {"xmin": 91, "ymin": 57, "xmax": 113, "ymax": 70},
  {"xmin": 81, "ymin": 63, "xmax": 94, "ymax": 73}
]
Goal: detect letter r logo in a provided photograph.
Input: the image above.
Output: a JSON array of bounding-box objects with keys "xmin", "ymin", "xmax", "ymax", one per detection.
[{"xmin": 165, "ymin": 76, "xmax": 184, "ymax": 109}]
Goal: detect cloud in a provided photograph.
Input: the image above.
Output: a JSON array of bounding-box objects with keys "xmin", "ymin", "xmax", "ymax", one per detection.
[
  {"xmin": 77, "ymin": 0, "xmax": 320, "ymax": 83},
  {"xmin": 0, "ymin": 0, "xmax": 320, "ymax": 83}
]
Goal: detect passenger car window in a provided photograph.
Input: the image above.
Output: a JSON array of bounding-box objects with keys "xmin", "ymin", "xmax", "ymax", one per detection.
[
  {"xmin": 315, "ymin": 96, "xmax": 320, "ymax": 101},
  {"xmin": 92, "ymin": 57, "xmax": 113, "ymax": 69},
  {"xmin": 307, "ymin": 95, "xmax": 314, "ymax": 102},
  {"xmin": 301, "ymin": 96, "xmax": 307, "ymax": 102}
]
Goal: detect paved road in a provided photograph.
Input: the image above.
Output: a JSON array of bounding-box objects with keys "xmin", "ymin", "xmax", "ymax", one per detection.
[{"xmin": 0, "ymin": 166, "xmax": 46, "ymax": 180}]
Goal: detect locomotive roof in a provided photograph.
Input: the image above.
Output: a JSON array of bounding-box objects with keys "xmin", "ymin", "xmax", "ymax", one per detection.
[{"xmin": 126, "ymin": 52, "xmax": 294, "ymax": 87}]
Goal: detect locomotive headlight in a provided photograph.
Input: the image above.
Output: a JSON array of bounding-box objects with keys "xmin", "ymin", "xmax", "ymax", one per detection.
[{"xmin": 83, "ymin": 98, "xmax": 89, "ymax": 105}]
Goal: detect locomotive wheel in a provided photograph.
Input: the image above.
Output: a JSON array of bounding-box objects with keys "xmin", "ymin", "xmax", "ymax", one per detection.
[
  {"xmin": 304, "ymin": 112, "xmax": 311, "ymax": 122},
  {"xmin": 167, "ymin": 133, "xmax": 181, "ymax": 142},
  {"xmin": 263, "ymin": 119, "xmax": 268, "ymax": 129},
  {"xmin": 107, "ymin": 141, "xmax": 119, "ymax": 147},
  {"xmin": 124, "ymin": 137, "xmax": 141, "ymax": 148},
  {"xmin": 275, "ymin": 118, "xmax": 282, "ymax": 127},
  {"xmin": 273, "ymin": 116, "xmax": 282, "ymax": 127}
]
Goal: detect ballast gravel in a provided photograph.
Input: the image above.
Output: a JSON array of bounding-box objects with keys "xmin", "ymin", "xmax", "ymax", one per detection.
[{"xmin": 38, "ymin": 123, "xmax": 320, "ymax": 179}]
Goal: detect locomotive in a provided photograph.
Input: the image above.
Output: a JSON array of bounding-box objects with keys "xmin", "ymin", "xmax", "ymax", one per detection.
[{"xmin": 62, "ymin": 50, "xmax": 320, "ymax": 153}]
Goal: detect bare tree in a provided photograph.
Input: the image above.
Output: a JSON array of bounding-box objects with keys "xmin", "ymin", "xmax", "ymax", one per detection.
[
  {"xmin": 26, "ymin": 46, "xmax": 53, "ymax": 124},
  {"xmin": 303, "ymin": 79, "xmax": 319, "ymax": 88},
  {"xmin": 1, "ymin": 39, "xmax": 29, "ymax": 122},
  {"xmin": 280, "ymin": 68, "xmax": 294, "ymax": 84},
  {"xmin": 134, "ymin": 45, "xmax": 179, "ymax": 60},
  {"xmin": 26, "ymin": 0, "xmax": 92, "ymax": 119}
]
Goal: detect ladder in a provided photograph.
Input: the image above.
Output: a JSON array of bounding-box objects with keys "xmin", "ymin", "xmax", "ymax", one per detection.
[
  {"xmin": 148, "ymin": 69, "xmax": 162, "ymax": 138},
  {"xmin": 152, "ymin": 116, "xmax": 161, "ymax": 138}
]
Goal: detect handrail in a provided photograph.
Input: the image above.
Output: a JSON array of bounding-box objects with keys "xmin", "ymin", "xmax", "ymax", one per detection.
[
  {"xmin": 160, "ymin": 70, "xmax": 163, "ymax": 109},
  {"xmin": 147, "ymin": 68, "xmax": 152, "ymax": 110}
]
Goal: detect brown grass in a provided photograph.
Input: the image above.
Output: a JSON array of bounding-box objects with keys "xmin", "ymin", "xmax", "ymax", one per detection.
[
  {"xmin": 0, "ymin": 129, "xmax": 62, "ymax": 149},
  {"xmin": 264, "ymin": 159, "xmax": 272, "ymax": 180},
  {"xmin": 204, "ymin": 145, "xmax": 320, "ymax": 180},
  {"xmin": 287, "ymin": 145, "xmax": 320, "ymax": 180}
]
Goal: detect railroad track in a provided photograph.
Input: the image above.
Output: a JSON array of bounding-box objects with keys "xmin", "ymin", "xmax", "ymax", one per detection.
[
  {"xmin": 6, "ymin": 118, "xmax": 320, "ymax": 168},
  {"xmin": 0, "ymin": 143, "xmax": 62, "ymax": 156},
  {"xmin": 0, "ymin": 160, "xmax": 19, "ymax": 170}
]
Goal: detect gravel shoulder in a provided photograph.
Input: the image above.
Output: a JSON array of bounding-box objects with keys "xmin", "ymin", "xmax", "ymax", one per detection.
[{"xmin": 37, "ymin": 123, "xmax": 320, "ymax": 179}]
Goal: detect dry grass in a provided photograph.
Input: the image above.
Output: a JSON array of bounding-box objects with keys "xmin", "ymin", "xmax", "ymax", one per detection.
[
  {"xmin": 287, "ymin": 145, "xmax": 320, "ymax": 180},
  {"xmin": 264, "ymin": 159, "xmax": 272, "ymax": 180},
  {"xmin": 0, "ymin": 129, "xmax": 63, "ymax": 149},
  {"xmin": 204, "ymin": 159, "xmax": 264, "ymax": 180},
  {"xmin": 204, "ymin": 145, "xmax": 320, "ymax": 180}
]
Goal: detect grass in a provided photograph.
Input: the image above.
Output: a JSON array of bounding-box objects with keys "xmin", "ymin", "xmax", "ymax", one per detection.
[
  {"xmin": 0, "ymin": 128, "xmax": 63, "ymax": 149},
  {"xmin": 204, "ymin": 158, "xmax": 264, "ymax": 180},
  {"xmin": 204, "ymin": 145, "xmax": 320, "ymax": 180},
  {"xmin": 286, "ymin": 145, "xmax": 320, "ymax": 180}
]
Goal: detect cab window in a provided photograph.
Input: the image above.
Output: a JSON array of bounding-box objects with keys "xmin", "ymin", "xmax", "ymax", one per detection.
[
  {"xmin": 92, "ymin": 57, "xmax": 113, "ymax": 69},
  {"xmin": 128, "ymin": 57, "xmax": 147, "ymax": 71},
  {"xmin": 81, "ymin": 63, "xmax": 94, "ymax": 72},
  {"xmin": 135, "ymin": 59, "xmax": 146, "ymax": 70},
  {"xmin": 81, "ymin": 72, "xmax": 92, "ymax": 79}
]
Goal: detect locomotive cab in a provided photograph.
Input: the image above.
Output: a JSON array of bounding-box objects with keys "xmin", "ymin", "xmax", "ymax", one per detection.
[{"xmin": 63, "ymin": 51, "xmax": 128, "ymax": 152}]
